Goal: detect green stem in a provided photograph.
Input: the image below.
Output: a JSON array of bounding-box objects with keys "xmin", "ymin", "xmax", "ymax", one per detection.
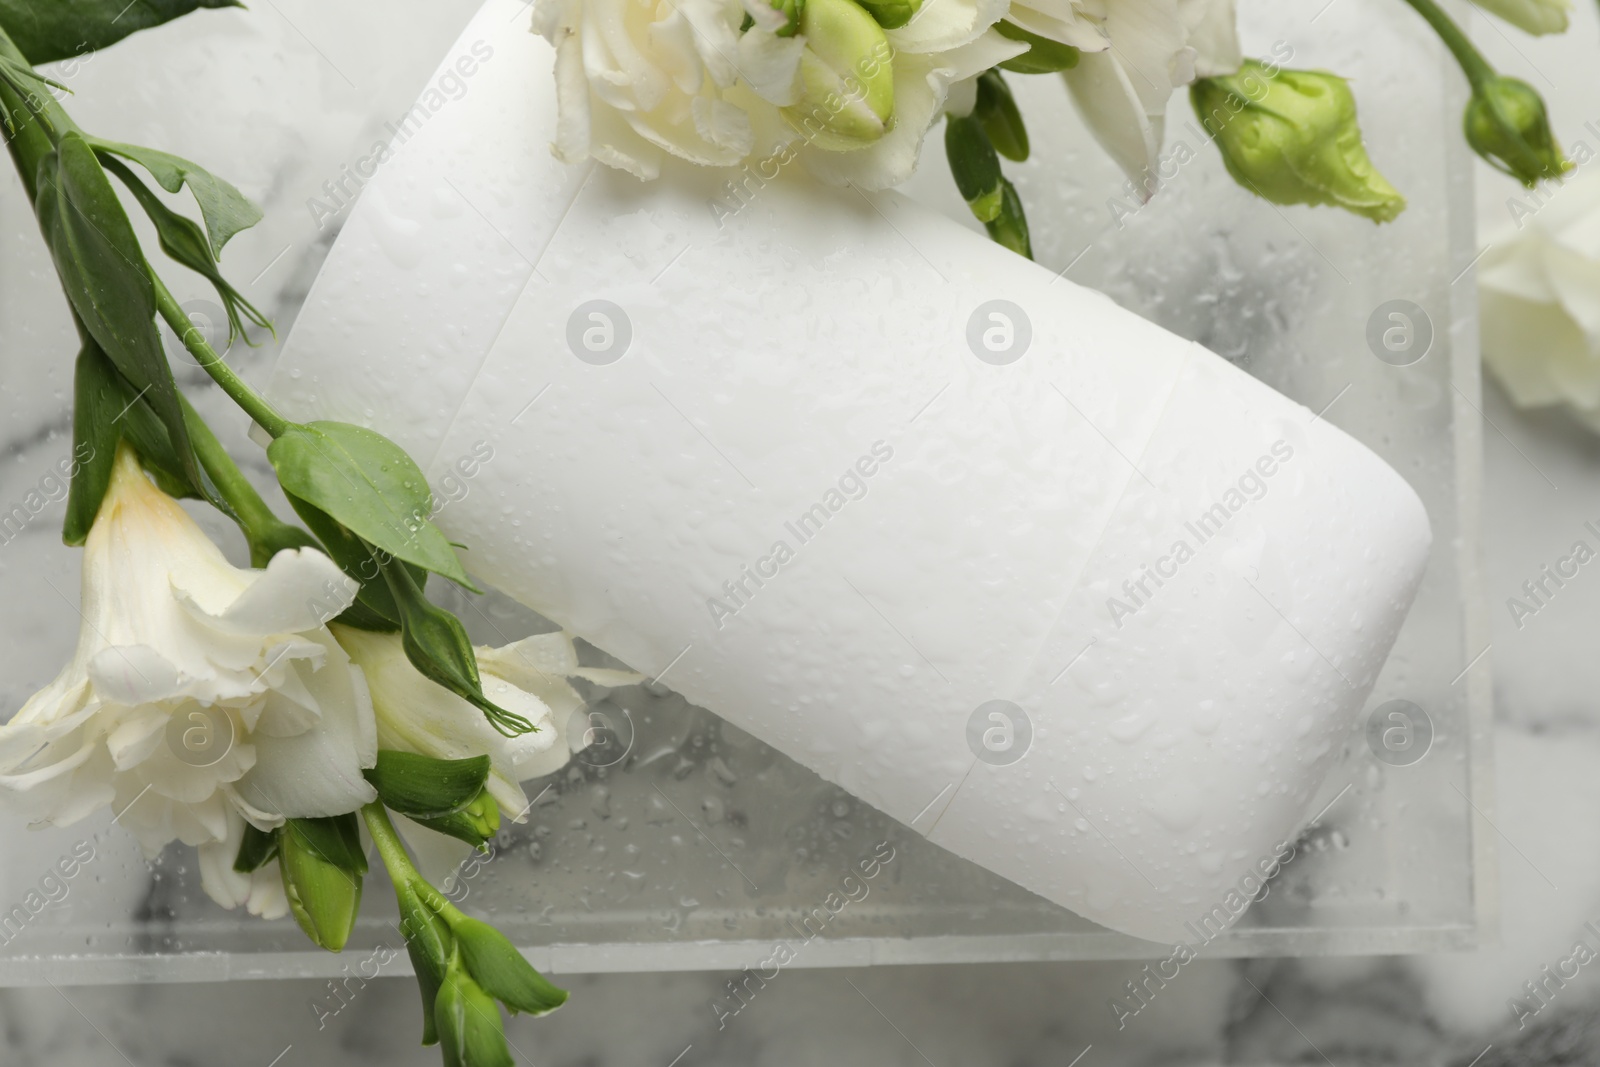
[
  {"xmin": 413, "ymin": 873, "xmax": 469, "ymax": 926},
  {"xmin": 154, "ymin": 275, "xmax": 291, "ymax": 437},
  {"xmin": 363, "ymin": 802, "xmax": 425, "ymax": 888},
  {"xmin": 182, "ymin": 395, "xmax": 315, "ymax": 565},
  {"xmin": 361, "ymin": 803, "xmax": 471, "ymax": 927},
  {"xmin": 1397, "ymin": 0, "xmax": 1496, "ymax": 89}
]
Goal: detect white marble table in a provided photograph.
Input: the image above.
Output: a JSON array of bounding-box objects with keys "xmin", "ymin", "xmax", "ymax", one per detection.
[{"xmin": 1, "ymin": 0, "xmax": 1598, "ymax": 1062}]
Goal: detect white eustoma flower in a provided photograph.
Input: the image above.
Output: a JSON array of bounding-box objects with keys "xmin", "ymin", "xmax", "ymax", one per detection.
[
  {"xmin": 532, "ymin": 0, "xmax": 1025, "ymax": 189},
  {"xmin": 533, "ymin": 0, "xmax": 759, "ymax": 179},
  {"xmin": 1480, "ymin": 171, "xmax": 1600, "ymax": 431},
  {"xmin": 332, "ymin": 625, "xmax": 639, "ymax": 818},
  {"xmin": 0, "ymin": 445, "xmax": 378, "ymax": 916},
  {"xmin": 1007, "ymin": 0, "xmax": 1240, "ymax": 184}
]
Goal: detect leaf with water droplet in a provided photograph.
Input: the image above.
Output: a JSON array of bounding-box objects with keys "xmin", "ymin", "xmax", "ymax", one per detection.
[{"xmin": 268, "ymin": 420, "xmax": 476, "ymax": 589}]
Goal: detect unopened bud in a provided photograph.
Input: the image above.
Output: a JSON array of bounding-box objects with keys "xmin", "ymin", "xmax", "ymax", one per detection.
[
  {"xmin": 783, "ymin": 0, "xmax": 895, "ymax": 151},
  {"xmin": 1192, "ymin": 60, "xmax": 1406, "ymax": 223},
  {"xmin": 984, "ymin": 178, "xmax": 1031, "ymax": 259},
  {"xmin": 280, "ymin": 817, "xmax": 365, "ymax": 952},
  {"xmin": 945, "ymin": 115, "xmax": 1004, "ymax": 222},
  {"xmin": 974, "ymin": 70, "xmax": 1028, "ymax": 162},
  {"xmin": 452, "ymin": 916, "xmax": 569, "ymax": 1016},
  {"xmin": 412, "ymin": 789, "xmax": 501, "ymax": 849},
  {"xmin": 436, "ymin": 954, "xmax": 514, "ymax": 1067},
  {"xmin": 855, "ymin": 0, "xmax": 919, "ymax": 28},
  {"xmin": 1464, "ymin": 75, "xmax": 1570, "ymax": 188}
]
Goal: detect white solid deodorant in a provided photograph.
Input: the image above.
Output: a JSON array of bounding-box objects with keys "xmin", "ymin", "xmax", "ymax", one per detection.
[{"xmin": 267, "ymin": 0, "xmax": 1431, "ymax": 943}]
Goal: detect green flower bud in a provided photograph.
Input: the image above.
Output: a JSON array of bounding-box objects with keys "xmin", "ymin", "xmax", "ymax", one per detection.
[
  {"xmin": 983, "ymin": 178, "xmax": 1031, "ymax": 259},
  {"xmin": 280, "ymin": 816, "xmax": 365, "ymax": 952},
  {"xmin": 1191, "ymin": 60, "xmax": 1406, "ymax": 224},
  {"xmin": 974, "ymin": 69, "xmax": 1028, "ymax": 162},
  {"xmin": 783, "ymin": 0, "xmax": 895, "ymax": 151},
  {"xmin": 410, "ymin": 789, "xmax": 501, "ymax": 849},
  {"xmin": 379, "ymin": 558, "xmax": 534, "ymax": 738},
  {"xmin": 452, "ymin": 916, "xmax": 569, "ymax": 1017},
  {"xmin": 436, "ymin": 952, "xmax": 514, "ymax": 1067},
  {"xmin": 945, "ymin": 115, "xmax": 1004, "ymax": 222},
  {"xmin": 856, "ymin": 0, "xmax": 919, "ymax": 29},
  {"xmin": 397, "ymin": 889, "xmax": 453, "ymax": 1047},
  {"xmin": 1464, "ymin": 75, "xmax": 1570, "ymax": 187}
]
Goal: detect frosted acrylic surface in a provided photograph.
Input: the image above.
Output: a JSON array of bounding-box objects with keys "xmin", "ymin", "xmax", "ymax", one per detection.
[{"xmin": 0, "ymin": 0, "xmax": 1490, "ymax": 981}]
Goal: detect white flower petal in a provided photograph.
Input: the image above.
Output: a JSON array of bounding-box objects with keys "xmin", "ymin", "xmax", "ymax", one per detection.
[
  {"xmin": 245, "ymin": 867, "xmax": 290, "ymax": 920},
  {"xmin": 1481, "ymin": 170, "xmax": 1600, "ymax": 430},
  {"xmin": 475, "ymin": 631, "xmax": 581, "ymax": 679},
  {"xmin": 198, "ymin": 808, "xmax": 254, "ymax": 910},
  {"xmin": 1004, "ymin": 5, "xmax": 1108, "ymax": 50},
  {"xmin": 889, "ymin": 0, "xmax": 1012, "ymax": 55},
  {"xmin": 185, "ymin": 548, "xmax": 357, "ymax": 637},
  {"xmin": 234, "ymin": 636, "xmax": 377, "ymax": 819},
  {"xmin": 736, "ymin": 28, "xmax": 806, "ymax": 106},
  {"xmin": 104, "ymin": 705, "xmax": 170, "ymax": 770},
  {"xmin": 945, "ymin": 74, "xmax": 979, "ymax": 118},
  {"xmin": 1177, "ymin": 0, "xmax": 1240, "ymax": 77},
  {"xmin": 87, "ymin": 645, "xmax": 186, "ymax": 706},
  {"xmin": 1063, "ymin": 49, "xmax": 1163, "ymax": 184},
  {"xmin": 511, "ymin": 711, "xmax": 588, "ymax": 783}
]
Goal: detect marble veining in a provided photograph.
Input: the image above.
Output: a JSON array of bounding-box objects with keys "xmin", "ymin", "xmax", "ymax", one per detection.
[{"xmin": 0, "ymin": 0, "xmax": 1597, "ymax": 1062}]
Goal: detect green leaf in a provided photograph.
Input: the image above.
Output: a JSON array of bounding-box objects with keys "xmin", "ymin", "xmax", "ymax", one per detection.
[
  {"xmin": 974, "ymin": 69, "xmax": 1028, "ymax": 162},
  {"xmin": 363, "ymin": 752, "xmax": 491, "ymax": 819},
  {"xmin": 67, "ymin": 326, "xmax": 201, "ymax": 528},
  {"xmin": 268, "ymin": 422, "xmax": 476, "ymax": 589},
  {"xmin": 232, "ymin": 824, "xmax": 280, "ymax": 875},
  {"xmin": 64, "ymin": 335, "xmax": 125, "ymax": 545},
  {"xmin": 383, "ymin": 559, "xmax": 536, "ymax": 739},
  {"xmin": 101, "ymin": 154, "xmax": 272, "ymax": 345},
  {"xmin": 452, "ymin": 917, "xmax": 568, "ymax": 1017},
  {"xmin": 282, "ymin": 493, "xmax": 404, "ymax": 630},
  {"xmin": 995, "ymin": 21, "xmax": 1079, "ymax": 75},
  {"xmin": 88, "ymin": 136, "xmax": 261, "ymax": 255},
  {"xmin": 0, "ymin": 0, "xmax": 241, "ymax": 65},
  {"xmin": 436, "ymin": 956, "xmax": 515, "ymax": 1067},
  {"xmin": 35, "ymin": 132, "xmax": 201, "ymax": 491}
]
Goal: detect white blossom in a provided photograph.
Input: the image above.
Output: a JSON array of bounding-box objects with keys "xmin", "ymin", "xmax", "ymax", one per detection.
[
  {"xmin": 1481, "ymin": 171, "xmax": 1600, "ymax": 432},
  {"xmin": 0, "ymin": 445, "xmax": 377, "ymax": 914}
]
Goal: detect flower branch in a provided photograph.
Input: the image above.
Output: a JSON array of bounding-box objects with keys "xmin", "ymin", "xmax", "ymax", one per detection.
[{"xmin": 0, "ymin": 10, "xmax": 582, "ymax": 1065}]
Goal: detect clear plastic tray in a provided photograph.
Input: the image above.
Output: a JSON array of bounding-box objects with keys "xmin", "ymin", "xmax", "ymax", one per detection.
[{"xmin": 0, "ymin": 0, "xmax": 1492, "ymax": 983}]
